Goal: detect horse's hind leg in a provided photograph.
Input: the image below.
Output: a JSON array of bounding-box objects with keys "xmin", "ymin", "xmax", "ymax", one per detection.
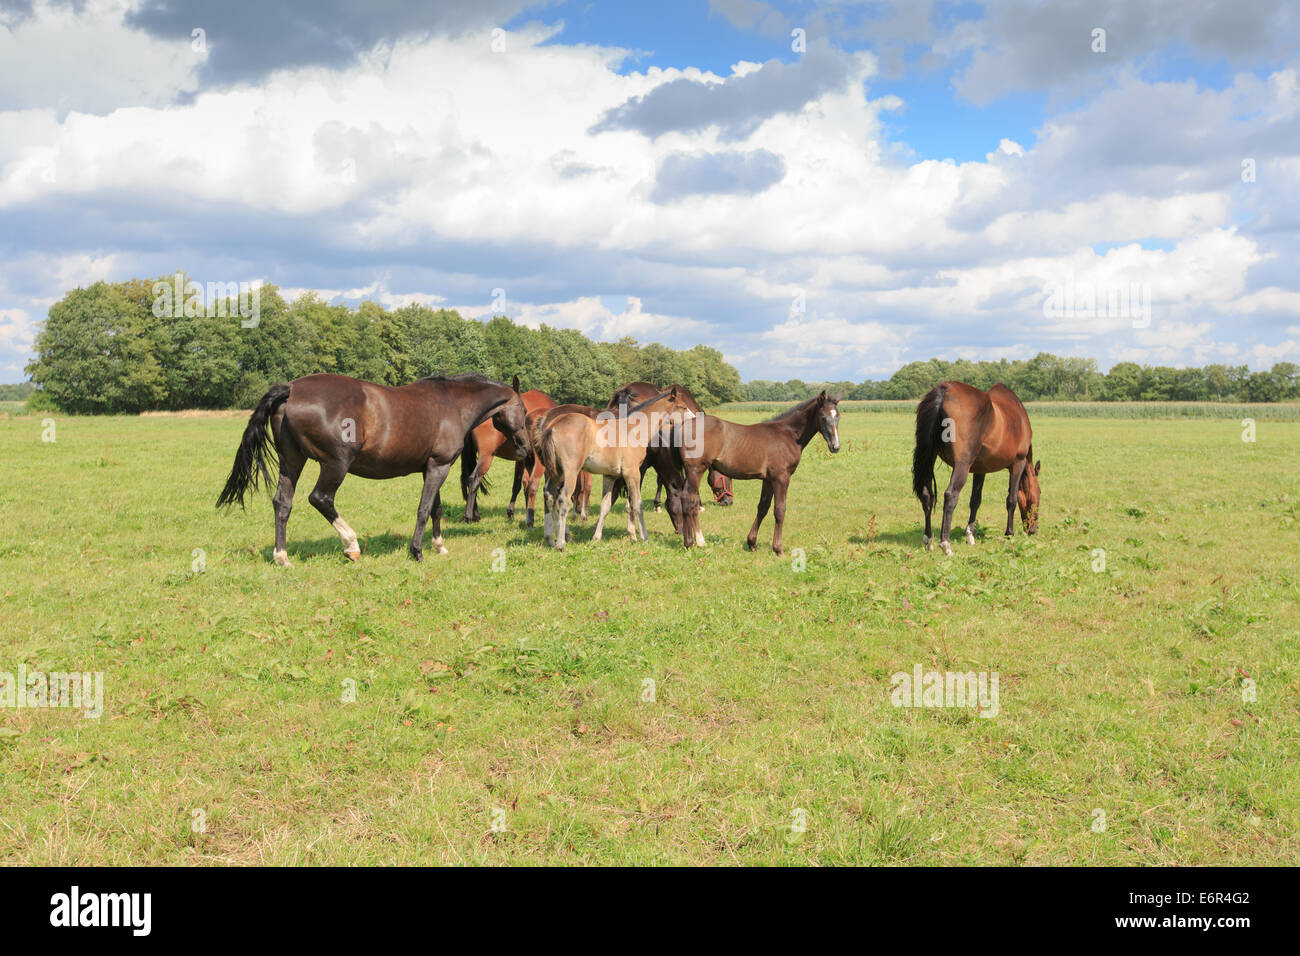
[
  {"xmin": 938, "ymin": 461, "xmax": 971, "ymax": 556},
  {"xmin": 746, "ymin": 479, "xmax": 774, "ymax": 551},
  {"xmin": 966, "ymin": 473, "xmax": 984, "ymax": 545},
  {"xmin": 542, "ymin": 475, "xmax": 557, "ymax": 545},
  {"xmin": 271, "ymin": 443, "xmax": 306, "ymax": 567},
  {"xmin": 309, "ymin": 458, "xmax": 361, "ymax": 561},
  {"xmin": 592, "ymin": 476, "xmax": 616, "ymax": 541},
  {"xmin": 625, "ymin": 466, "xmax": 647, "ymax": 540},
  {"xmin": 555, "ymin": 472, "xmax": 577, "ymax": 550},
  {"xmin": 1004, "ymin": 460, "xmax": 1027, "ymax": 538},
  {"xmin": 574, "ymin": 472, "xmax": 592, "ymax": 519},
  {"xmin": 920, "ymin": 482, "xmax": 935, "ymax": 551}
]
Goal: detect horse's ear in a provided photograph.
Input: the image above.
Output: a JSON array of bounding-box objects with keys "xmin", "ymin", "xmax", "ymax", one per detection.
[
  {"xmin": 817, "ymin": 389, "xmax": 827, "ymax": 405},
  {"xmin": 511, "ymin": 374, "xmax": 520, "ymax": 393},
  {"xmin": 1034, "ymin": 460, "xmax": 1041, "ymax": 476},
  {"xmin": 670, "ymin": 385, "xmax": 679, "ymax": 400}
]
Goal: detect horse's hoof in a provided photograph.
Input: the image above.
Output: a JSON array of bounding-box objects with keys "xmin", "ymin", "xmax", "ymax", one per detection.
[
  {"xmin": 344, "ymin": 549, "xmax": 361, "ymax": 562},
  {"xmin": 409, "ymin": 549, "xmax": 423, "ymax": 562},
  {"xmin": 273, "ymin": 550, "xmax": 291, "ymax": 568},
  {"xmin": 965, "ymin": 531, "xmax": 975, "ymax": 545},
  {"xmin": 940, "ymin": 541, "xmax": 952, "ymax": 556},
  {"xmin": 923, "ymin": 536, "xmax": 933, "ymax": 552}
]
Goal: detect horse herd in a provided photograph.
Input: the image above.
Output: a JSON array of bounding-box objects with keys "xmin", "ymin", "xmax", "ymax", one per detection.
[{"xmin": 217, "ymin": 372, "xmax": 1042, "ymax": 563}]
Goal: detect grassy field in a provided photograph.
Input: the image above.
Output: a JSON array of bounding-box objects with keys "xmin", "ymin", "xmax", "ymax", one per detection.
[{"xmin": 1, "ymin": 406, "xmax": 1296, "ymax": 865}]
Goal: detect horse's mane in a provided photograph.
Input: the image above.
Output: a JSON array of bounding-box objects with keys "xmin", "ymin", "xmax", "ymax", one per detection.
[
  {"xmin": 765, "ymin": 396, "xmax": 820, "ymax": 423},
  {"xmin": 625, "ymin": 390, "xmax": 675, "ymax": 416}
]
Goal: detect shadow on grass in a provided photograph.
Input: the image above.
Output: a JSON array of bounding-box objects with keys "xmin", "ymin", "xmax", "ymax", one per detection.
[{"xmin": 262, "ymin": 519, "xmax": 498, "ymax": 563}]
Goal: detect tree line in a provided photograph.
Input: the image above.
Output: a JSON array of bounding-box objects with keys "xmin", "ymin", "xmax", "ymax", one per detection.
[
  {"xmin": 23, "ymin": 278, "xmax": 746, "ymax": 414},
  {"xmin": 21, "ymin": 279, "xmax": 1299, "ymax": 413},
  {"xmin": 745, "ymin": 354, "xmax": 1300, "ymax": 404}
]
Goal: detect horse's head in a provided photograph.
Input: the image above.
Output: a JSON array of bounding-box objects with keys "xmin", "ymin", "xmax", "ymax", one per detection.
[
  {"xmin": 669, "ymin": 481, "xmax": 701, "ymax": 548},
  {"xmin": 815, "ymin": 390, "xmax": 841, "ymax": 453},
  {"xmin": 1017, "ymin": 459, "xmax": 1041, "ymax": 534},
  {"xmin": 493, "ymin": 380, "xmax": 532, "ymax": 459}
]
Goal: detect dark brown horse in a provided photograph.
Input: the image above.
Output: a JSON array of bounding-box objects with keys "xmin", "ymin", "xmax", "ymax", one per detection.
[
  {"xmin": 675, "ymin": 391, "xmax": 840, "ymax": 554},
  {"xmin": 606, "ymin": 381, "xmax": 733, "ymax": 522},
  {"xmin": 912, "ymin": 381, "xmax": 1041, "ymax": 555},
  {"xmin": 461, "ymin": 376, "xmax": 556, "ymax": 522},
  {"xmin": 217, "ymin": 373, "xmax": 530, "ymax": 564}
]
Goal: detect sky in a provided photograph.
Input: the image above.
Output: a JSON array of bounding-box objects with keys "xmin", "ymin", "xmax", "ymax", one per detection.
[{"xmin": 1, "ymin": 0, "xmax": 1298, "ymax": 383}]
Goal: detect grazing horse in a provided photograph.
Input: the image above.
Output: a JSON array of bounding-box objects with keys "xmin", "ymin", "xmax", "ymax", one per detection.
[
  {"xmin": 536, "ymin": 388, "xmax": 693, "ymax": 550},
  {"xmin": 675, "ymin": 391, "xmax": 840, "ymax": 555},
  {"xmin": 520, "ymin": 404, "xmax": 594, "ymax": 527},
  {"xmin": 461, "ymin": 376, "xmax": 556, "ymax": 522},
  {"xmin": 217, "ymin": 373, "xmax": 530, "ymax": 565},
  {"xmin": 912, "ymin": 381, "xmax": 1041, "ymax": 555},
  {"xmin": 606, "ymin": 381, "xmax": 734, "ymax": 519}
]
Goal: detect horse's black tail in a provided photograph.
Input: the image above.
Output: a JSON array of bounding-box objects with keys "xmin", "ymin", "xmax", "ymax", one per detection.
[
  {"xmin": 217, "ymin": 383, "xmax": 290, "ymax": 509},
  {"xmin": 912, "ymin": 383, "xmax": 946, "ymax": 504},
  {"xmin": 460, "ymin": 434, "xmax": 490, "ymax": 501}
]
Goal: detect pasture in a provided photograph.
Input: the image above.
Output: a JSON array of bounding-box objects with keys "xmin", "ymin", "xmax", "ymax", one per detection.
[{"xmin": 0, "ymin": 405, "xmax": 1296, "ymax": 865}]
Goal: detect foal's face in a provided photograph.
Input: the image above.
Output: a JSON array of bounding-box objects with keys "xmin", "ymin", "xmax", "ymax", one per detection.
[
  {"xmin": 817, "ymin": 393, "xmax": 841, "ymax": 453},
  {"xmin": 1017, "ymin": 460, "xmax": 1041, "ymax": 534}
]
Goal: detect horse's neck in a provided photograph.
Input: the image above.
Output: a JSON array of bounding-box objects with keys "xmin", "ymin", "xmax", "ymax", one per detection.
[
  {"xmin": 786, "ymin": 406, "xmax": 819, "ymax": 448},
  {"xmin": 461, "ymin": 386, "xmax": 509, "ymax": 430}
]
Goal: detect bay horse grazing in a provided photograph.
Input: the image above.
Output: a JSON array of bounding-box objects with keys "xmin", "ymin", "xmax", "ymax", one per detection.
[
  {"xmin": 520, "ymin": 404, "xmax": 594, "ymax": 527},
  {"xmin": 216, "ymin": 373, "xmax": 530, "ymax": 565},
  {"xmin": 912, "ymin": 381, "xmax": 1040, "ymax": 555},
  {"xmin": 674, "ymin": 391, "xmax": 840, "ymax": 555},
  {"xmin": 461, "ymin": 375, "xmax": 556, "ymax": 522},
  {"xmin": 536, "ymin": 389, "xmax": 693, "ymax": 550}
]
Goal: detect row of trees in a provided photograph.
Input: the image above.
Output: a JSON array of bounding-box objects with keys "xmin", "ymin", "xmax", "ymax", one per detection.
[
  {"xmin": 24, "ymin": 278, "xmax": 745, "ymax": 414},
  {"xmin": 22, "ymin": 279, "xmax": 1299, "ymax": 412},
  {"xmin": 745, "ymin": 354, "xmax": 1300, "ymax": 404}
]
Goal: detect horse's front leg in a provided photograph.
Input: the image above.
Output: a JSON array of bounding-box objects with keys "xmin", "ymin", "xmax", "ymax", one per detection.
[
  {"xmin": 746, "ymin": 478, "xmax": 774, "ymax": 551},
  {"xmin": 626, "ymin": 463, "xmax": 647, "ymax": 540},
  {"xmin": 507, "ymin": 457, "xmax": 525, "ymax": 520},
  {"xmin": 1005, "ymin": 460, "xmax": 1027, "ymax": 537},
  {"xmin": 770, "ymin": 476, "xmax": 789, "ymax": 556},
  {"xmin": 411, "ymin": 460, "xmax": 452, "ymax": 560}
]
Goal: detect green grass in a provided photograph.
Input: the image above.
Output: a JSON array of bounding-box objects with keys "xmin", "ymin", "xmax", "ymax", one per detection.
[
  {"xmin": 721, "ymin": 400, "xmax": 1300, "ymax": 420},
  {"xmin": 0, "ymin": 409, "xmax": 1296, "ymax": 865}
]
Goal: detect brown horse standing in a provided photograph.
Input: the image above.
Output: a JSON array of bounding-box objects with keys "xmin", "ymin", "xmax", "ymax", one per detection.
[
  {"xmin": 217, "ymin": 373, "xmax": 530, "ymax": 564},
  {"xmin": 912, "ymin": 381, "xmax": 1041, "ymax": 555},
  {"xmin": 536, "ymin": 389, "xmax": 693, "ymax": 549},
  {"xmin": 606, "ymin": 381, "xmax": 734, "ymax": 520},
  {"xmin": 675, "ymin": 391, "xmax": 840, "ymax": 555},
  {"xmin": 461, "ymin": 376, "xmax": 555, "ymax": 522}
]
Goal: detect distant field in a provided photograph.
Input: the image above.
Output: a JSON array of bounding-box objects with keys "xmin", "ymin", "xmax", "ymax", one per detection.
[
  {"xmin": 721, "ymin": 399, "xmax": 1300, "ymax": 420},
  {"xmin": 0, "ymin": 409, "xmax": 1296, "ymax": 864}
]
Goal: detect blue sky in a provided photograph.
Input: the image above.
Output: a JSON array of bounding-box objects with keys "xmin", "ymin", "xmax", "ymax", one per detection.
[{"xmin": 1, "ymin": 0, "xmax": 1298, "ymax": 383}]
